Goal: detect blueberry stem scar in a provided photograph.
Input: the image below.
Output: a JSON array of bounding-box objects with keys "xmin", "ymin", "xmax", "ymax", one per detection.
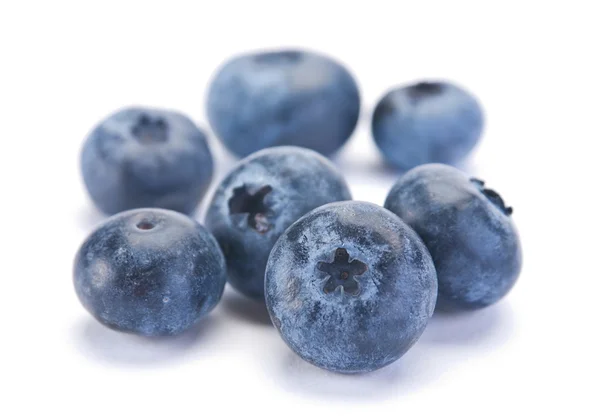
[
  {"xmin": 470, "ymin": 178, "xmax": 513, "ymax": 216},
  {"xmin": 136, "ymin": 220, "xmax": 155, "ymax": 230},
  {"xmin": 254, "ymin": 51, "xmax": 302, "ymax": 64},
  {"xmin": 408, "ymin": 82, "xmax": 444, "ymax": 99},
  {"xmin": 131, "ymin": 114, "xmax": 169, "ymax": 143},
  {"xmin": 228, "ymin": 184, "xmax": 273, "ymax": 233},
  {"xmin": 318, "ymin": 248, "xmax": 367, "ymax": 296}
]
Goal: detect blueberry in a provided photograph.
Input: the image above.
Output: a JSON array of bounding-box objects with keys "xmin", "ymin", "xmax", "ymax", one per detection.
[
  {"xmin": 372, "ymin": 81, "xmax": 484, "ymax": 170},
  {"xmin": 265, "ymin": 201, "xmax": 437, "ymax": 373},
  {"xmin": 384, "ymin": 164, "xmax": 522, "ymax": 309},
  {"xmin": 81, "ymin": 107, "xmax": 213, "ymax": 215},
  {"xmin": 73, "ymin": 208, "xmax": 226, "ymax": 336},
  {"xmin": 205, "ymin": 146, "xmax": 352, "ymax": 300},
  {"xmin": 206, "ymin": 50, "xmax": 360, "ymax": 157}
]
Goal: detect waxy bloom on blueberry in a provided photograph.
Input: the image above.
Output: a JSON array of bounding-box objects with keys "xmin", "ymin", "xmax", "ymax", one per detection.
[
  {"xmin": 385, "ymin": 164, "xmax": 522, "ymax": 309},
  {"xmin": 205, "ymin": 146, "xmax": 351, "ymax": 301},
  {"xmin": 265, "ymin": 201, "xmax": 437, "ymax": 373},
  {"xmin": 73, "ymin": 209, "xmax": 226, "ymax": 336},
  {"xmin": 206, "ymin": 50, "xmax": 360, "ymax": 157},
  {"xmin": 372, "ymin": 81, "xmax": 484, "ymax": 170},
  {"xmin": 81, "ymin": 107, "xmax": 213, "ymax": 215}
]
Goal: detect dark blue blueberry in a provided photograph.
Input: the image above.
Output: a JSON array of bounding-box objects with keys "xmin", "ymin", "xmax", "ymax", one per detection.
[
  {"xmin": 384, "ymin": 164, "xmax": 522, "ymax": 309},
  {"xmin": 206, "ymin": 50, "xmax": 360, "ymax": 157},
  {"xmin": 205, "ymin": 146, "xmax": 352, "ymax": 300},
  {"xmin": 81, "ymin": 107, "xmax": 213, "ymax": 215},
  {"xmin": 372, "ymin": 81, "xmax": 484, "ymax": 170},
  {"xmin": 73, "ymin": 209, "xmax": 226, "ymax": 336},
  {"xmin": 265, "ymin": 201, "xmax": 437, "ymax": 373}
]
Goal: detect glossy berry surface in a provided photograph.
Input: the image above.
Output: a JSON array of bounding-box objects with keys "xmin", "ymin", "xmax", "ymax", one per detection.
[
  {"xmin": 265, "ymin": 201, "xmax": 437, "ymax": 373},
  {"xmin": 206, "ymin": 50, "xmax": 360, "ymax": 157},
  {"xmin": 372, "ymin": 81, "xmax": 484, "ymax": 170},
  {"xmin": 74, "ymin": 209, "xmax": 226, "ymax": 336},
  {"xmin": 81, "ymin": 107, "xmax": 213, "ymax": 215},
  {"xmin": 205, "ymin": 146, "xmax": 351, "ymax": 300},
  {"xmin": 384, "ymin": 164, "xmax": 522, "ymax": 309}
]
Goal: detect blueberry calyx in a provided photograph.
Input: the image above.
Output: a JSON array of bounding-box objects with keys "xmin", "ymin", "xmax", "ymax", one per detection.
[
  {"xmin": 228, "ymin": 184, "xmax": 273, "ymax": 233},
  {"xmin": 408, "ymin": 82, "xmax": 444, "ymax": 100},
  {"xmin": 470, "ymin": 178, "xmax": 513, "ymax": 216},
  {"xmin": 131, "ymin": 114, "xmax": 169, "ymax": 143},
  {"xmin": 317, "ymin": 248, "xmax": 367, "ymax": 296},
  {"xmin": 254, "ymin": 51, "xmax": 302, "ymax": 64}
]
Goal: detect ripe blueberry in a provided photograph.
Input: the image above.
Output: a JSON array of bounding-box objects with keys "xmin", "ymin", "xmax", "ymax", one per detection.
[
  {"xmin": 384, "ymin": 164, "xmax": 522, "ymax": 309},
  {"xmin": 206, "ymin": 50, "xmax": 360, "ymax": 157},
  {"xmin": 81, "ymin": 107, "xmax": 213, "ymax": 215},
  {"xmin": 265, "ymin": 201, "xmax": 437, "ymax": 373},
  {"xmin": 74, "ymin": 209, "xmax": 226, "ymax": 336},
  {"xmin": 372, "ymin": 81, "xmax": 484, "ymax": 170},
  {"xmin": 205, "ymin": 146, "xmax": 352, "ymax": 300}
]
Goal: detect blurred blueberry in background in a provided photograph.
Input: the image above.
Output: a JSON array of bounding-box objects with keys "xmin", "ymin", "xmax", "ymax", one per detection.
[
  {"xmin": 206, "ymin": 50, "xmax": 361, "ymax": 157},
  {"xmin": 81, "ymin": 107, "xmax": 213, "ymax": 215},
  {"xmin": 206, "ymin": 146, "xmax": 352, "ymax": 301},
  {"xmin": 74, "ymin": 209, "xmax": 226, "ymax": 336},
  {"xmin": 372, "ymin": 81, "xmax": 484, "ymax": 171},
  {"xmin": 384, "ymin": 164, "xmax": 521, "ymax": 309}
]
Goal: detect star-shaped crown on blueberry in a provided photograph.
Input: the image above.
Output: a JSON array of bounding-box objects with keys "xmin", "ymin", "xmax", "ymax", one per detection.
[
  {"xmin": 228, "ymin": 184, "xmax": 273, "ymax": 233},
  {"xmin": 317, "ymin": 248, "xmax": 367, "ymax": 296}
]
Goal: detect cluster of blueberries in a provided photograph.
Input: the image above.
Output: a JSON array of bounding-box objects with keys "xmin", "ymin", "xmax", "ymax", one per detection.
[{"xmin": 74, "ymin": 49, "xmax": 522, "ymax": 374}]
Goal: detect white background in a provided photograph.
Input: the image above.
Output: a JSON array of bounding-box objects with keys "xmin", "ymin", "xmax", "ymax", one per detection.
[{"xmin": 1, "ymin": 1, "xmax": 598, "ymax": 417}]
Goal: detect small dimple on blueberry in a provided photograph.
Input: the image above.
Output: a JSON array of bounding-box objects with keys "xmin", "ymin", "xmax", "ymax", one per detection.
[{"xmin": 136, "ymin": 220, "xmax": 155, "ymax": 230}]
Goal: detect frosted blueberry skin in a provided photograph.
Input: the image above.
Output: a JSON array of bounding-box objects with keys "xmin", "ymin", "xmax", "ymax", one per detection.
[
  {"xmin": 384, "ymin": 164, "xmax": 522, "ymax": 309},
  {"xmin": 73, "ymin": 209, "xmax": 226, "ymax": 336},
  {"xmin": 205, "ymin": 146, "xmax": 352, "ymax": 301},
  {"xmin": 206, "ymin": 50, "xmax": 360, "ymax": 157},
  {"xmin": 81, "ymin": 107, "xmax": 213, "ymax": 215},
  {"xmin": 265, "ymin": 201, "xmax": 437, "ymax": 374},
  {"xmin": 372, "ymin": 81, "xmax": 484, "ymax": 171}
]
